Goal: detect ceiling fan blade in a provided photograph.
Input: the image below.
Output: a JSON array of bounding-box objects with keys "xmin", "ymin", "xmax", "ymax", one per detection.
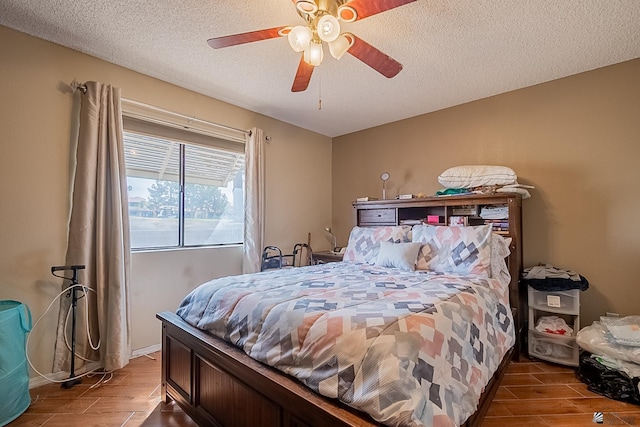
[
  {"xmin": 347, "ymin": 35, "xmax": 403, "ymax": 78},
  {"xmin": 207, "ymin": 27, "xmax": 288, "ymax": 49},
  {"xmin": 291, "ymin": 56, "xmax": 314, "ymax": 92},
  {"xmin": 342, "ymin": 0, "xmax": 417, "ymax": 21}
]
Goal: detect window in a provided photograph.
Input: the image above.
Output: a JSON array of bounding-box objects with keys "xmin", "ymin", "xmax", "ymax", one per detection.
[{"xmin": 122, "ymin": 107, "xmax": 245, "ymax": 250}]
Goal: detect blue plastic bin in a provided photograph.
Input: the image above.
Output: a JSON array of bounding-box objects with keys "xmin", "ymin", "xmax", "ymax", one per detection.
[{"xmin": 0, "ymin": 300, "xmax": 32, "ymax": 426}]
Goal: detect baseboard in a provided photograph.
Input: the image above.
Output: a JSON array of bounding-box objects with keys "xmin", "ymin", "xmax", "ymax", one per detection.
[
  {"xmin": 131, "ymin": 343, "xmax": 162, "ymax": 358},
  {"xmin": 29, "ymin": 345, "xmax": 161, "ymax": 389},
  {"xmin": 29, "ymin": 361, "xmax": 102, "ymax": 389}
]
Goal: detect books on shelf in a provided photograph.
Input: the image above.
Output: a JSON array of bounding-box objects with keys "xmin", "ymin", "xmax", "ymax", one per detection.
[
  {"xmin": 484, "ymin": 219, "xmax": 509, "ymax": 225},
  {"xmin": 356, "ymin": 196, "xmax": 379, "ymax": 202},
  {"xmin": 452, "ymin": 205, "xmax": 478, "ymax": 216},
  {"xmin": 484, "ymin": 219, "xmax": 510, "ymax": 234},
  {"xmin": 449, "ymin": 216, "xmax": 468, "ymax": 226}
]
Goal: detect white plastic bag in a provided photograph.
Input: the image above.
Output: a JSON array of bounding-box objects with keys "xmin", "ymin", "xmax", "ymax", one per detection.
[
  {"xmin": 535, "ymin": 315, "xmax": 574, "ymax": 336},
  {"xmin": 600, "ymin": 315, "xmax": 640, "ymax": 347},
  {"xmin": 576, "ymin": 321, "xmax": 640, "ymax": 365}
]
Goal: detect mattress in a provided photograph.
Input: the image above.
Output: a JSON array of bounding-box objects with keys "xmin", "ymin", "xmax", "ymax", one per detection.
[{"xmin": 176, "ymin": 262, "xmax": 515, "ymax": 427}]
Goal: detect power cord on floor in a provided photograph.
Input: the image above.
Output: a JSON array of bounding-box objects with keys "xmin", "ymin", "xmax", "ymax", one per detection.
[{"xmin": 26, "ymin": 283, "xmax": 104, "ymax": 383}]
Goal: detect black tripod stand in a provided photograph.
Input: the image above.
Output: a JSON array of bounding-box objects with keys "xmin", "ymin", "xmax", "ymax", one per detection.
[{"xmin": 51, "ymin": 264, "xmax": 86, "ymax": 389}]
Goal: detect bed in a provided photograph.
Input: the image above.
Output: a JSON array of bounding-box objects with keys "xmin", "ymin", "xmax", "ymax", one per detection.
[{"xmin": 157, "ymin": 220, "xmax": 523, "ymax": 427}]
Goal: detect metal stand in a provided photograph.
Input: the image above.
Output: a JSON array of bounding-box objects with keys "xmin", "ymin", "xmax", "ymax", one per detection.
[{"xmin": 51, "ymin": 265, "xmax": 86, "ymax": 389}]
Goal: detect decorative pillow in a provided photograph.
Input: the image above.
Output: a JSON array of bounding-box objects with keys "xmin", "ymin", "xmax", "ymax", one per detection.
[
  {"xmin": 413, "ymin": 224, "xmax": 492, "ymax": 276},
  {"xmin": 343, "ymin": 226, "xmax": 412, "ymax": 264},
  {"xmin": 375, "ymin": 241, "xmax": 422, "ymax": 271},
  {"xmin": 438, "ymin": 165, "xmax": 517, "ymax": 189},
  {"xmin": 490, "ymin": 233, "xmax": 512, "ymax": 285}
]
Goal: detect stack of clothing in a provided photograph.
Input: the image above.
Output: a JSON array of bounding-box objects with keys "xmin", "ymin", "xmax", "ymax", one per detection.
[
  {"xmin": 521, "ymin": 263, "xmax": 589, "ymax": 292},
  {"xmin": 479, "ymin": 205, "xmax": 509, "ymax": 220}
]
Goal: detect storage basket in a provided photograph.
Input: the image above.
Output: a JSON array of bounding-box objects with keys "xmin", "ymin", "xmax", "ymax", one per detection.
[{"xmin": 0, "ymin": 300, "xmax": 32, "ymax": 426}]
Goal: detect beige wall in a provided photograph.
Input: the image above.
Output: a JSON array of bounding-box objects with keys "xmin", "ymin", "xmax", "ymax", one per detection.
[
  {"xmin": 0, "ymin": 26, "xmax": 332, "ymax": 380},
  {"xmin": 333, "ymin": 58, "xmax": 640, "ymax": 328},
  {"xmin": 2, "ymin": 22, "xmax": 638, "ymax": 380}
]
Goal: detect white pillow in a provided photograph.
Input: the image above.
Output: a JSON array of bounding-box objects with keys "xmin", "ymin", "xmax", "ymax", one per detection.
[
  {"xmin": 490, "ymin": 233, "xmax": 512, "ymax": 286},
  {"xmin": 375, "ymin": 241, "xmax": 422, "ymax": 271},
  {"xmin": 438, "ymin": 165, "xmax": 517, "ymax": 188}
]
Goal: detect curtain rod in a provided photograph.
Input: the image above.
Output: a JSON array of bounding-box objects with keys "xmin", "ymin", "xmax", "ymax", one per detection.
[
  {"xmin": 69, "ymin": 80, "xmax": 261, "ymax": 139},
  {"xmin": 70, "ymin": 79, "xmax": 87, "ymax": 94}
]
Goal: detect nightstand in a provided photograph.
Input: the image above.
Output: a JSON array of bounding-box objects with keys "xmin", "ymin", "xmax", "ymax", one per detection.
[{"xmin": 313, "ymin": 251, "xmax": 344, "ymax": 264}]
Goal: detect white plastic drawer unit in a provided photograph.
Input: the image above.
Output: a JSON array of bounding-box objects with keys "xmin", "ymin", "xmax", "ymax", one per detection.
[
  {"xmin": 528, "ymin": 329, "xmax": 579, "ymax": 366},
  {"xmin": 528, "ymin": 287, "xmax": 579, "ymax": 314}
]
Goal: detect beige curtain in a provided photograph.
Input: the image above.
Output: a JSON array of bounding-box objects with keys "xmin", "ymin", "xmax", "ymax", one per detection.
[
  {"xmin": 53, "ymin": 81, "xmax": 131, "ymax": 372},
  {"xmin": 242, "ymin": 128, "xmax": 265, "ymax": 274}
]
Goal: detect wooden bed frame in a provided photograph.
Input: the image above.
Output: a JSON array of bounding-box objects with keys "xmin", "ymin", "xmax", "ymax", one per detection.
[
  {"xmin": 156, "ymin": 194, "xmax": 525, "ymax": 427},
  {"xmin": 157, "ymin": 311, "xmax": 514, "ymax": 427}
]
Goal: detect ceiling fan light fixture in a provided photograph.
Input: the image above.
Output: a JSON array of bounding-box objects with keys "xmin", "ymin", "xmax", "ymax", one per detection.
[
  {"xmin": 304, "ymin": 40, "xmax": 324, "ymax": 66},
  {"xmin": 329, "ymin": 33, "xmax": 354, "ymax": 60},
  {"xmin": 317, "ymin": 14, "xmax": 340, "ymax": 42},
  {"xmin": 295, "ymin": 0, "xmax": 318, "ymax": 15},
  {"xmin": 288, "ymin": 25, "xmax": 313, "ymax": 52},
  {"xmin": 337, "ymin": 5, "xmax": 357, "ymax": 22},
  {"xmin": 277, "ymin": 27, "xmax": 292, "ymax": 37}
]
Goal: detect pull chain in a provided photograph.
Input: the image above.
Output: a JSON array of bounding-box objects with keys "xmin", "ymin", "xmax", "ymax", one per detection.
[{"xmin": 318, "ymin": 68, "xmax": 322, "ymax": 111}]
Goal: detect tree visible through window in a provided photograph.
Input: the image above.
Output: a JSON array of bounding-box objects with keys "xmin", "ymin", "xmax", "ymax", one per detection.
[{"xmin": 123, "ymin": 129, "xmax": 244, "ymax": 250}]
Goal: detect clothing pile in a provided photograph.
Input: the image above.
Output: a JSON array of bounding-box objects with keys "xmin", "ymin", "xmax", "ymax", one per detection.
[
  {"xmin": 521, "ymin": 263, "xmax": 589, "ymax": 292},
  {"xmin": 479, "ymin": 205, "xmax": 509, "ymax": 220}
]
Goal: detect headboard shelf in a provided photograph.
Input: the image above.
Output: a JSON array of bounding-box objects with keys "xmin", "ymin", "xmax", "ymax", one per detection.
[{"xmin": 353, "ymin": 193, "xmax": 525, "ymax": 356}]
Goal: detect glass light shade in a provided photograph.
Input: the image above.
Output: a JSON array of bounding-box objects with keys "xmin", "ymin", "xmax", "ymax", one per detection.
[
  {"xmin": 317, "ymin": 15, "xmax": 340, "ymax": 42},
  {"xmin": 295, "ymin": 0, "xmax": 318, "ymax": 14},
  {"xmin": 329, "ymin": 33, "xmax": 354, "ymax": 60},
  {"xmin": 337, "ymin": 5, "xmax": 357, "ymax": 22},
  {"xmin": 304, "ymin": 41, "xmax": 323, "ymax": 66},
  {"xmin": 288, "ymin": 26, "xmax": 312, "ymax": 52}
]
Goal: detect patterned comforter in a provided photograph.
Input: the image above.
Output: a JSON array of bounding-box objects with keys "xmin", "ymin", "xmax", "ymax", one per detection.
[{"xmin": 176, "ymin": 262, "xmax": 515, "ymax": 427}]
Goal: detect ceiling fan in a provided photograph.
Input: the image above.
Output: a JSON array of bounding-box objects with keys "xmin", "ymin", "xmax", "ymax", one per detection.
[{"xmin": 207, "ymin": 0, "xmax": 417, "ymax": 92}]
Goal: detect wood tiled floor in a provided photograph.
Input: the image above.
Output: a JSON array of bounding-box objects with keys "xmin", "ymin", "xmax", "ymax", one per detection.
[
  {"xmin": 481, "ymin": 357, "xmax": 640, "ymax": 426},
  {"xmin": 9, "ymin": 352, "xmax": 197, "ymax": 427},
  {"xmin": 9, "ymin": 352, "xmax": 640, "ymax": 426}
]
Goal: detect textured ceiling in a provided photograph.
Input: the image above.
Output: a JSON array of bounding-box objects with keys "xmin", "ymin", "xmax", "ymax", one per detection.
[{"xmin": 1, "ymin": 0, "xmax": 639, "ymax": 137}]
